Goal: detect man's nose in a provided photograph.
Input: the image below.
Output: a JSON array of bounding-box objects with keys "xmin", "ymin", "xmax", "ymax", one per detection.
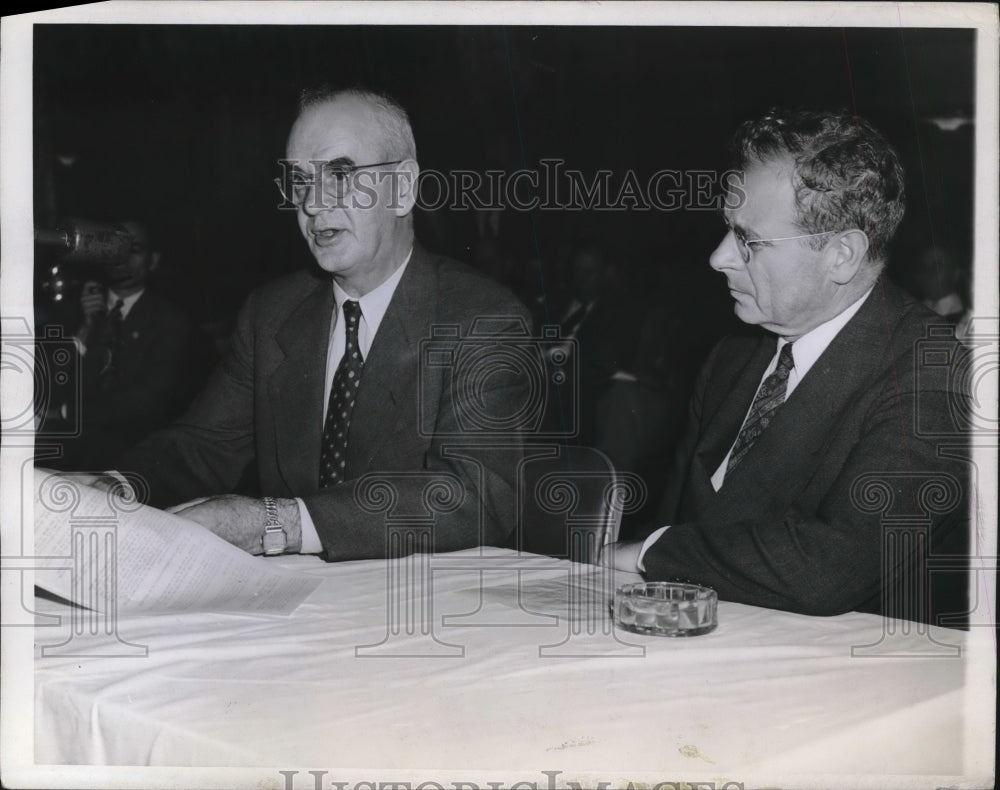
[
  {"xmin": 709, "ymin": 231, "xmax": 742, "ymax": 272},
  {"xmin": 300, "ymin": 186, "xmax": 329, "ymax": 217},
  {"xmin": 299, "ymin": 178, "xmax": 350, "ymax": 217}
]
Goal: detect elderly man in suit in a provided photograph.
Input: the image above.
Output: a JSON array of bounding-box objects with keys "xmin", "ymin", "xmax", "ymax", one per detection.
[
  {"xmin": 119, "ymin": 87, "xmax": 531, "ymax": 560},
  {"xmin": 606, "ymin": 109, "xmax": 969, "ymax": 625}
]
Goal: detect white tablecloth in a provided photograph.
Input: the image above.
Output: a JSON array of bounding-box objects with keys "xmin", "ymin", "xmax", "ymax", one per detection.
[{"xmin": 33, "ymin": 548, "xmax": 991, "ymax": 788}]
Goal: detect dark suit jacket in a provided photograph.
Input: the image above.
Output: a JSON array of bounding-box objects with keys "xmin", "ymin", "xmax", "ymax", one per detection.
[
  {"xmin": 74, "ymin": 289, "xmax": 197, "ymax": 468},
  {"xmin": 643, "ymin": 278, "xmax": 969, "ymax": 623},
  {"xmin": 120, "ymin": 246, "xmax": 532, "ymax": 561}
]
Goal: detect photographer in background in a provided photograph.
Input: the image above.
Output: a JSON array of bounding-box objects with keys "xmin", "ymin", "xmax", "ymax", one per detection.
[{"xmin": 58, "ymin": 220, "xmax": 198, "ymax": 470}]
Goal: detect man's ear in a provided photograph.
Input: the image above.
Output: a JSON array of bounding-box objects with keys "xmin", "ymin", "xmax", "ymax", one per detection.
[
  {"xmin": 149, "ymin": 251, "xmax": 162, "ymax": 273},
  {"xmin": 391, "ymin": 159, "xmax": 421, "ymax": 218},
  {"xmin": 825, "ymin": 228, "xmax": 870, "ymax": 284}
]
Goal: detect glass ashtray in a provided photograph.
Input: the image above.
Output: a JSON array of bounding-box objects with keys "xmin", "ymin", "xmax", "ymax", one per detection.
[{"xmin": 612, "ymin": 582, "xmax": 718, "ymax": 637}]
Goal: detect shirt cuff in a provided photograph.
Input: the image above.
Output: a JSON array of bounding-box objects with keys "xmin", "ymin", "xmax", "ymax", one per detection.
[
  {"xmin": 102, "ymin": 470, "xmax": 133, "ymax": 496},
  {"xmin": 295, "ymin": 498, "xmax": 324, "ymax": 554},
  {"xmin": 637, "ymin": 525, "xmax": 670, "ymax": 572}
]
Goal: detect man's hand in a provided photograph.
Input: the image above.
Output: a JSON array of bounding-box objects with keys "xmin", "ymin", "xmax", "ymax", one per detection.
[
  {"xmin": 167, "ymin": 495, "xmax": 302, "ymax": 555},
  {"xmin": 80, "ymin": 281, "xmax": 105, "ymax": 322},
  {"xmin": 599, "ymin": 539, "xmax": 645, "ymax": 573},
  {"xmin": 76, "ymin": 281, "xmax": 106, "ymax": 345},
  {"xmin": 39, "ymin": 470, "xmax": 136, "ymax": 499}
]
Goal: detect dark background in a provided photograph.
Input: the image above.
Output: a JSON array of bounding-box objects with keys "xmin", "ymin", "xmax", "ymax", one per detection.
[{"xmin": 33, "ymin": 24, "xmax": 976, "ymax": 329}]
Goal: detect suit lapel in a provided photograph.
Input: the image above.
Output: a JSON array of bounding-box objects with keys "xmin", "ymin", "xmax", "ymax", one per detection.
[
  {"xmin": 704, "ymin": 282, "xmax": 892, "ymax": 519},
  {"xmin": 695, "ymin": 334, "xmax": 775, "ymax": 478},
  {"xmin": 271, "ymin": 278, "xmax": 335, "ymax": 494},
  {"xmin": 120, "ymin": 291, "xmax": 156, "ymax": 348},
  {"xmin": 346, "ymin": 246, "xmax": 438, "ymax": 474}
]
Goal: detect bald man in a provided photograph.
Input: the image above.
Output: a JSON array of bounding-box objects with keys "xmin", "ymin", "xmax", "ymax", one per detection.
[{"xmin": 120, "ymin": 88, "xmax": 531, "ymax": 561}]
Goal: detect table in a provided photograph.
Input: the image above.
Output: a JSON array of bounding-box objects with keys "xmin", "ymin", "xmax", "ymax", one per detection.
[{"xmin": 32, "ymin": 547, "xmax": 992, "ymax": 789}]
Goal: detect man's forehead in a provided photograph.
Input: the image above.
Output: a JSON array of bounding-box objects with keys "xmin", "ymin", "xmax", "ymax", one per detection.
[
  {"xmin": 725, "ymin": 157, "xmax": 796, "ymax": 227},
  {"xmin": 286, "ymin": 97, "xmax": 382, "ymax": 162}
]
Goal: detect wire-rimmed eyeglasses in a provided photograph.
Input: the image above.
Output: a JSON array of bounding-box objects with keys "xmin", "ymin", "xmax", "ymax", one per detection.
[
  {"xmin": 274, "ymin": 160, "xmax": 403, "ymax": 208},
  {"xmin": 722, "ymin": 217, "xmax": 839, "ymax": 264}
]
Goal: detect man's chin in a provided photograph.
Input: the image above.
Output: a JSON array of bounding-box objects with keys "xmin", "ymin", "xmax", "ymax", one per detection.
[
  {"xmin": 732, "ymin": 299, "xmax": 764, "ymax": 327},
  {"xmin": 311, "ymin": 248, "xmax": 349, "ymax": 274}
]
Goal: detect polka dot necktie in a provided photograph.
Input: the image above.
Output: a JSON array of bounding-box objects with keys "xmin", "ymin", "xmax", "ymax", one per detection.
[
  {"xmin": 726, "ymin": 342, "xmax": 795, "ymax": 474},
  {"xmin": 319, "ymin": 300, "xmax": 365, "ymax": 488}
]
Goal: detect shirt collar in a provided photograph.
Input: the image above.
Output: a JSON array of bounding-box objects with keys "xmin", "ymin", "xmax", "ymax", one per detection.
[
  {"xmin": 107, "ymin": 289, "xmax": 145, "ymax": 317},
  {"xmin": 924, "ymin": 292, "xmax": 964, "ymax": 316},
  {"xmin": 332, "ymin": 247, "xmax": 412, "ymax": 335},
  {"xmin": 778, "ymin": 285, "xmax": 874, "ymax": 380}
]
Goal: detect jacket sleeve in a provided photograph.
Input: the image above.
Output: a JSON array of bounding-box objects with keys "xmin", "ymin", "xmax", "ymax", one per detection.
[
  {"xmin": 116, "ymin": 291, "xmax": 259, "ymax": 507},
  {"xmin": 642, "ymin": 330, "xmax": 969, "ymax": 619}
]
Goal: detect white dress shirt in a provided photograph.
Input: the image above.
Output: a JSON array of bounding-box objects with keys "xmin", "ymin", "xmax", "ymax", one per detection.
[
  {"xmin": 110, "ymin": 288, "xmax": 144, "ymax": 319},
  {"xmin": 636, "ymin": 286, "xmax": 874, "ymax": 570},
  {"xmin": 297, "ymin": 250, "xmax": 412, "ymax": 554}
]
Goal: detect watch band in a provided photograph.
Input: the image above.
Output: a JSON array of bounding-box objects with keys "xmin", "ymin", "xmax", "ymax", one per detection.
[{"xmin": 261, "ymin": 496, "xmax": 287, "ymax": 556}]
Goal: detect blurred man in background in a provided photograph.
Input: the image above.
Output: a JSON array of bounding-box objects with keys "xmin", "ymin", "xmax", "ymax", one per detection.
[{"xmin": 56, "ymin": 221, "xmax": 198, "ymax": 470}]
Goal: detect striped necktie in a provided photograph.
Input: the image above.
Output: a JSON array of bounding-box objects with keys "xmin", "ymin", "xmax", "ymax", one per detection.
[{"xmin": 726, "ymin": 342, "xmax": 795, "ymax": 474}]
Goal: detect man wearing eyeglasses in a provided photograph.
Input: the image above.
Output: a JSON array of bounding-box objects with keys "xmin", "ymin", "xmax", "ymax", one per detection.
[
  {"xmin": 605, "ymin": 109, "xmax": 969, "ymax": 625},
  {"xmin": 118, "ymin": 87, "xmax": 531, "ymax": 561}
]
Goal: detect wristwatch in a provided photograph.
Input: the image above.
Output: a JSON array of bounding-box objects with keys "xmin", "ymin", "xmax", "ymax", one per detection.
[{"xmin": 260, "ymin": 497, "xmax": 287, "ymax": 555}]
